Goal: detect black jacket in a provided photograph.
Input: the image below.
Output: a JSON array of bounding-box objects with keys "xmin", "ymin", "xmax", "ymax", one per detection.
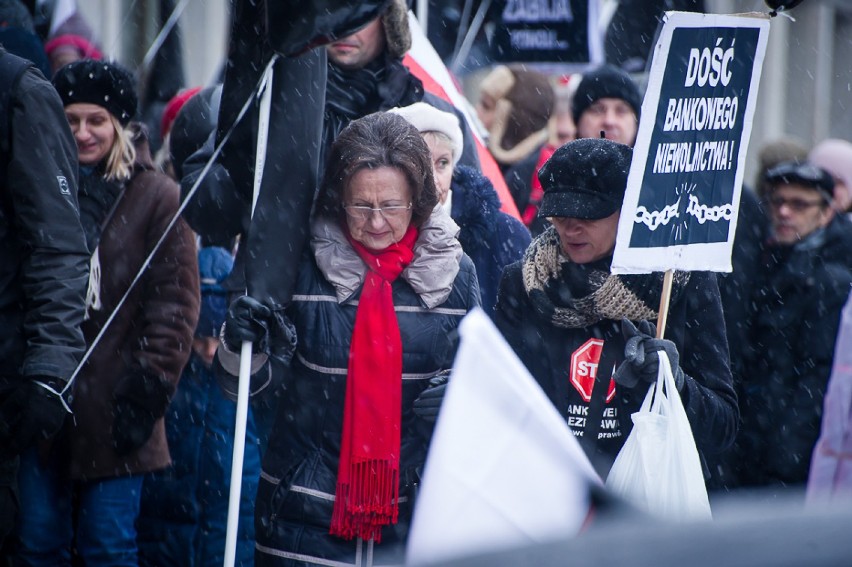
[
  {"xmin": 493, "ymin": 263, "xmax": 738, "ymax": 478},
  {"xmin": 216, "ymin": 216, "xmax": 480, "ymax": 566},
  {"xmin": 736, "ymin": 225, "xmax": 852, "ymax": 487},
  {"xmin": 0, "ymin": 56, "xmax": 88, "ymax": 387}
]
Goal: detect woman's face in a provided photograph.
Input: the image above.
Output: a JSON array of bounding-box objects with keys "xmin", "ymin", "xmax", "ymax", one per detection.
[
  {"xmin": 344, "ymin": 166, "xmax": 414, "ymax": 251},
  {"xmin": 549, "ymin": 211, "xmax": 620, "ymax": 264},
  {"xmin": 64, "ymin": 103, "xmax": 116, "ymax": 166},
  {"xmin": 423, "ymin": 133, "xmax": 453, "ymax": 204},
  {"xmin": 476, "ymin": 93, "xmax": 498, "ymax": 132}
]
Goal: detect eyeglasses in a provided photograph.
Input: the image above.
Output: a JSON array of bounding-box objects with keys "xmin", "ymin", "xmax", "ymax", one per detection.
[
  {"xmin": 765, "ymin": 195, "xmax": 826, "ymax": 212},
  {"xmin": 343, "ymin": 203, "xmax": 412, "ymax": 221}
]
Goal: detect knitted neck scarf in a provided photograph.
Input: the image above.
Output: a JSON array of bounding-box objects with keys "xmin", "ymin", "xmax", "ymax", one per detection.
[
  {"xmin": 325, "ymin": 59, "xmax": 385, "ymax": 120},
  {"xmin": 521, "ymin": 226, "xmax": 690, "ymax": 328},
  {"xmin": 329, "ymin": 224, "xmax": 419, "ymax": 542}
]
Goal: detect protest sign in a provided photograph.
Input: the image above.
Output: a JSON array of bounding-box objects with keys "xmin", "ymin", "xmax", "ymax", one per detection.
[
  {"xmin": 490, "ymin": 0, "xmax": 604, "ymax": 65},
  {"xmin": 611, "ymin": 11, "xmax": 770, "ymax": 274}
]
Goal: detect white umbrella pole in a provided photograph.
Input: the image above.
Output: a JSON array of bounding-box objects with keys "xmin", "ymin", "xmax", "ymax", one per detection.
[
  {"xmin": 223, "ymin": 55, "xmax": 276, "ymax": 567},
  {"xmin": 223, "ymin": 340, "xmax": 253, "ymax": 566}
]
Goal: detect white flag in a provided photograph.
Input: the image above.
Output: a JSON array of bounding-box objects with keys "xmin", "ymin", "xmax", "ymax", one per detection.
[{"xmin": 406, "ymin": 309, "xmax": 601, "ymax": 566}]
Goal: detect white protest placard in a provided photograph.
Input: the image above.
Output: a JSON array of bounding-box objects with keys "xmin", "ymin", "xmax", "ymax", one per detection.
[
  {"xmin": 611, "ymin": 12, "xmax": 770, "ymax": 274},
  {"xmin": 406, "ymin": 309, "xmax": 599, "ymax": 566}
]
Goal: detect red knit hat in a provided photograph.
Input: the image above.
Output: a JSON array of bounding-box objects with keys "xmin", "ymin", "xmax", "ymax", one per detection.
[
  {"xmin": 44, "ymin": 34, "xmax": 103, "ymax": 61},
  {"xmin": 160, "ymin": 86, "xmax": 202, "ymax": 138}
]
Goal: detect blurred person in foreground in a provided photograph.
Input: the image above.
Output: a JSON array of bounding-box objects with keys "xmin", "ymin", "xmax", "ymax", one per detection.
[
  {"xmin": 13, "ymin": 59, "xmax": 199, "ymax": 566},
  {"xmin": 390, "ymin": 102, "xmax": 530, "ymax": 313},
  {"xmin": 493, "ymin": 137, "xmax": 737, "ymax": 479},
  {"xmin": 807, "ymin": 288, "xmax": 852, "ymax": 505},
  {"xmin": 215, "ymin": 112, "xmax": 480, "ymax": 565},
  {"xmin": 0, "ymin": 45, "xmax": 88, "ymax": 548}
]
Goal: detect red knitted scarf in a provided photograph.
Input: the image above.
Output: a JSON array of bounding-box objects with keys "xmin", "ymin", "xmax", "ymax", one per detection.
[
  {"xmin": 330, "ymin": 224, "xmax": 419, "ymax": 542},
  {"xmin": 522, "ymin": 144, "xmax": 557, "ymax": 226}
]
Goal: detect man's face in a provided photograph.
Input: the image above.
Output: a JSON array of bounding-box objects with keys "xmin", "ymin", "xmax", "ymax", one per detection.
[
  {"xmin": 549, "ymin": 211, "xmax": 620, "ymax": 264},
  {"xmin": 767, "ymin": 183, "xmax": 834, "ymax": 245},
  {"xmin": 326, "ymin": 18, "xmax": 386, "ymax": 71},
  {"xmin": 577, "ymin": 98, "xmax": 638, "ymax": 146}
]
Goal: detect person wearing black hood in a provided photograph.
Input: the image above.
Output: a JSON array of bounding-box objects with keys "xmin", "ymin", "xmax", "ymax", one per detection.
[{"xmin": 493, "ymin": 138, "xmax": 737, "ymax": 479}]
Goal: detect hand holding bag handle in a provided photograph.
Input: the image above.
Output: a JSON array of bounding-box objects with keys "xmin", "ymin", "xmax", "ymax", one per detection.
[{"xmin": 606, "ymin": 351, "xmax": 711, "ymax": 521}]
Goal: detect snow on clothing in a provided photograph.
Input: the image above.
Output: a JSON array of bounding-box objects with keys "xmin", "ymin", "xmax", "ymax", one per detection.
[
  {"xmin": 807, "ymin": 289, "xmax": 852, "ymax": 502},
  {"xmin": 70, "ymin": 138, "xmax": 200, "ymax": 479},
  {"xmin": 450, "ymin": 165, "xmax": 530, "ymax": 314},
  {"xmin": 0, "ymin": 55, "xmax": 88, "ymax": 402},
  {"xmin": 138, "ymin": 352, "xmax": 261, "ymax": 567},
  {"xmin": 216, "ymin": 212, "xmax": 480, "ymax": 566},
  {"xmin": 0, "ymin": 50, "xmax": 88, "ymax": 536},
  {"xmin": 735, "ymin": 225, "xmax": 852, "ymax": 488},
  {"xmin": 493, "ymin": 227, "xmax": 737, "ymax": 478}
]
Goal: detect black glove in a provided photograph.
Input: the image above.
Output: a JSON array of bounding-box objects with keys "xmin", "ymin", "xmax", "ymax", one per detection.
[
  {"xmin": 613, "ymin": 319, "xmax": 685, "ymax": 391},
  {"xmin": 413, "ymin": 372, "xmax": 450, "ymax": 423},
  {"xmin": 112, "ymin": 399, "xmax": 157, "ymax": 456},
  {"xmin": 0, "ymin": 377, "xmax": 70, "ymax": 457},
  {"xmin": 223, "ymin": 295, "xmax": 273, "ymax": 353},
  {"xmin": 112, "ymin": 371, "xmax": 173, "ymax": 456}
]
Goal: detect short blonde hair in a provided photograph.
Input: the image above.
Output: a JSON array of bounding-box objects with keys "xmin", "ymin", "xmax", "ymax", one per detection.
[{"xmin": 103, "ymin": 114, "xmax": 137, "ymax": 182}]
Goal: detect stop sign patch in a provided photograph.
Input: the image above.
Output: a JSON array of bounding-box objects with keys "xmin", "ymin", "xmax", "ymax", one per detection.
[{"xmin": 569, "ymin": 338, "xmax": 616, "ymax": 403}]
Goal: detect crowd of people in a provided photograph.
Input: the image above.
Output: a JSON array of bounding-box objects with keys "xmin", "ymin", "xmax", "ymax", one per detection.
[{"xmin": 1, "ymin": 0, "xmax": 852, "ymax": 565}]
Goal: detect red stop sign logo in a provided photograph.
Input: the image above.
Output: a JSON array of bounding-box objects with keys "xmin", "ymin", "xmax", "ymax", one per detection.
[{"xmin": 569, "ymin": 338, "xmax": 615, "ymax": 403}]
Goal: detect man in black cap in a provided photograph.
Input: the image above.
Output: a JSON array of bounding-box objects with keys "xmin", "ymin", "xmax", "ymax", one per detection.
[
  {"xmin": 493, "ymin": 137, "xmax": 737, "ymax": 478},
  {"xmin": 732, "ymin": 161, "xmax": 852, "ymax": 492},
  {"xmin": 572, "ymin": 64, "xmax": 642, "ymax": 146}
]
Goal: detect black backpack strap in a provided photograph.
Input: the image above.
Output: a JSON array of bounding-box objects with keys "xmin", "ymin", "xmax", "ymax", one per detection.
[{"xmin": 0, "ymin": 48, "xmax": 34, "ymax": 156}]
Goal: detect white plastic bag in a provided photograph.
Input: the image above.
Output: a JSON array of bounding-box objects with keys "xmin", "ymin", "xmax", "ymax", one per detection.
[{"xmin": 605, "ymin": 352, "xmax": 712, "ymax": 521}]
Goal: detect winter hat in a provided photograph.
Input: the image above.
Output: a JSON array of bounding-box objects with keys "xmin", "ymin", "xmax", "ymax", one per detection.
[
  {"xmin": 389, "ymin": 102, "xmax": 463, "ymax": 165},
  {"xmin": 537, "ymin": 137, "xmax": 633, "ymax": 220},
  {"xmin": 53, "ymin": 59, "xmax": 138, "ymax": 125},
  {"xmin": 44, "ymin": 34, "xmax": 103, "ymax": 63},
  {"xmin": 764, "ymin": 160, "xmax": 834, "ymax": 200},
  {"xmin": 382, "ymin": 0, "xmax": 411, "ymax": 59},
  {"xmin": 809, "ymin": 139, "xmax": 852, "ymax": 198},
  {"xmin": 196, "ymin": 246, "xmax": 234, "ymax": 338},
  {"xmin": 170, "ymin": 84, "xmax": 222, "ymax": 179},
  {"xmin": 485, "ymin": 65, "xmax": 555, "ymax": 166},
  {"xmin": 572, "ymin": 64, "xmax": 642, "ymax": 125},
  {"xmin": 160, "ymin": 86, "xmax": 202, "ymax": 138},
  {"xmin": 0, "ymin": 0, "xmax": 34, "ymax": 31}
]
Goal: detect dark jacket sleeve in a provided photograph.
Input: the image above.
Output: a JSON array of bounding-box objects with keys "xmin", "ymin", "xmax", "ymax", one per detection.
[
  {"xmin": 10, "ymin": 69, "xmax": 89, "ymax": 380},
  {"xmin": 677, "ymin": 272, "xmax": 739, "ymax": 454},
  {"xmin": 180, "ymin": 130, "xmax": 251, "ymax": 247}
]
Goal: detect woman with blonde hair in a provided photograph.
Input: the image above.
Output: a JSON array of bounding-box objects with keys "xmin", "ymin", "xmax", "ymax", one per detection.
[{"xmin": 13, "ymin": 60, "xmax": 200, "ymax": 566}]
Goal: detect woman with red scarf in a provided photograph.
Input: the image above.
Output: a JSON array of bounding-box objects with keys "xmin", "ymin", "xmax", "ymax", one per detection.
[{"xmin": 215, "ymin": 112, "xmax": 480, "ymax": 566}]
